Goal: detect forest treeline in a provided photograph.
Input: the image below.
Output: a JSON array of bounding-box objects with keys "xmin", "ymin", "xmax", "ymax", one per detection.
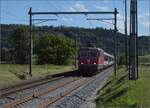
[
  {"xmin": 1, "ymin": 25, "xmax": 76, "ymax": 64},
  {"xmin": 1, "ymin": 24, "xmax": 150, "ymax": 64}
]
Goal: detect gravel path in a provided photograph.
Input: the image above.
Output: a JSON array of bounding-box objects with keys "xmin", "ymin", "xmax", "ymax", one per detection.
[{"xmin": 51, "ymin": 67, "xmax": 113, "ymax": 108}]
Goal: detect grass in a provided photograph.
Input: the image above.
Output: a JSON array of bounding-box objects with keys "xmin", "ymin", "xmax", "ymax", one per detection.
[
  {"xmin": 96, "ymin": 66, "xmax": 150, "ymax": 108},
  {"xmin": 0, "ymin": 64, "xmax": 75, "ymax": 87},
  {"xmin": 139, "ymin": 55, "xmax": 150, "ymax": 64}
]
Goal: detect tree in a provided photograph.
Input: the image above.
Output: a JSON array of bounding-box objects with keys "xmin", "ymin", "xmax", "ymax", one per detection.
[
  {"xmin": 117, "ymin": 54, "xmax": 126, "ymax": 66},
  {"xmin": 10, "ymin": 26, "xmax": 28, "ymax": 64},
  {"xmin": 35, "ymin": 33, "xmax": 76, "ymax": 65}
]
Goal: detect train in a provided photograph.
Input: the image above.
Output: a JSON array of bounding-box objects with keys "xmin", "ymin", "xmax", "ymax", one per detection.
[{"xmin": 77, "ymin": 47, "xmax": 114, "ymax": 75}]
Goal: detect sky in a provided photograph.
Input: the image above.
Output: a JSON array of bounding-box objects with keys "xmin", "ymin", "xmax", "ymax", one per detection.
[{"xmin": 0, "ymin": 0, "xmax": 150, "ymax": 36}]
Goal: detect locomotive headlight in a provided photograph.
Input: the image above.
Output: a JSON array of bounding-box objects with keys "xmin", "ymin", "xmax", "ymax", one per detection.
[{"xmin": 93, "ymin": 62, "xmax": 97, "ymax": 64}]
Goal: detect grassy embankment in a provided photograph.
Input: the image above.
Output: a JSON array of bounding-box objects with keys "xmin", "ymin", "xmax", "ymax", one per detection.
[
  {"xmin": 139, "ymin": 55, "xmax": 150, "ymax": 65},
  {"xmin": 96, "ymin": 66, "xmax": 150, "ymax": 107},
  {"xmin": 96, "ymin": 55, "xmax": 150, "ymax": 107},
  {"xmin": 0, "ymin": 64, "xmax": 74, "ymax": 87}
]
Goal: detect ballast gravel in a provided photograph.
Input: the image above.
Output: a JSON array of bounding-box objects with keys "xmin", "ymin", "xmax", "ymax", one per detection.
[
  {"xmin": 0, "ymin": 67, "xmax": 113, "ymax": 108},
  {"xmin": 51, "ymin": 67, "xmax": 113, "ymax": 108}
]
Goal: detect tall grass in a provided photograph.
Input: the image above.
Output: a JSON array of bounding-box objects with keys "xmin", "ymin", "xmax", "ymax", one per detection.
[{"xmin": 96, "ymin": 66, "xmax": 150, "ymax": 108}]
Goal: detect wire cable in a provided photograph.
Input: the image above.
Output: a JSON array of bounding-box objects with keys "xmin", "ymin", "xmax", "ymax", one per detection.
[
  {"xmin": 33, "ymin": 19, "xmax": 57, "ymax": 25},
  {"xmin": 1, "ymin": 9, "xmax": 28, "ymax": 22},
  {"xmin": 46, "ymin": 0, "xmax": 62, "ymax": 27}
]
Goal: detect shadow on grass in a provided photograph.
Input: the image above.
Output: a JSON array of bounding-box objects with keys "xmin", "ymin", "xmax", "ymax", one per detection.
[
  {"xmin": 97, "ymin": 80, "xmax": 112, "ymax": 94},
  {"xmin": 105, "ymin": 82, "xmax": 123, "ymax": 94},
  {"xmin": 105, "ymin": 87, "xmax": 128, "ymax": 102},
  {"xmin": 99, "ymin": 73, "xmax": 128, "ymax": 95},
  {"xmin": 116, "ymin": 73, "xmax": 128, "ymax": 85},
  {"xmin": 9, "ymin": 70, "xmax": 26, "ymax": 80},
  {"xmin": 96, "ymin": 73, "xmax": 129, "ymax": 105},
  {"xmin": 96, "ymin": 82, "xmax": 126, "ymax": 103},
  {"xmin": 97, "ymin": 74, "xmax": 127, "ymax": 100},
  {"xmin": 96, "ymin": 87, "xmax": 128, "ymax": 105}
]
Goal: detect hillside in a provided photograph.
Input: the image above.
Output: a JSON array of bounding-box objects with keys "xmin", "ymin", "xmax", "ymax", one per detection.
[{"xmin": 1, "ymin": 24, "xmax": 150, "ymax": 56}]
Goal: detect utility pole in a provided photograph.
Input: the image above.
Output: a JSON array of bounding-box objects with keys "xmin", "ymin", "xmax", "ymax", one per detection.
[
  {"xmin": 0, "ymin": 20, "xmax": 1, "ymax": 64},
  {"xmin": 114, "ymin": 8, "xmax": 118, "ymax": 76},
  {"xmin": 0, "ymin": 0, "xmax": 1, "ymax": 64},
  {"xmin": 75, "ymin": 34, "xmax": 77, "ymax": 69},
  {"xmin": 124, "ymin": 0, "xmax": 128, "ymax": 70},
  {"xmin": 29, "ymin": 7, "xmax": 32, "ymax": 77},
  {"xmin": 129, "ymin": 0, "xmax": 138, "ymax": 80}
]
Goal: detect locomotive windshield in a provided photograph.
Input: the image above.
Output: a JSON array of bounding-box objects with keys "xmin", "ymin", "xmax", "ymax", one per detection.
[
  {"xmin": 79, "ymin": 50, "xmax": 88, "ymax": 58},
  {"xmin": 89, "ymin": 49, "xmax": 99, "ymax": 57},
  {"xmin": 79, "ymin": 49, "xmax": 99, "ymax": 58}
]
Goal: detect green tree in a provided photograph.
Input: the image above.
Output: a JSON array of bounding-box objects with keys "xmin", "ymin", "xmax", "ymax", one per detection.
[
  {"xmin": 35, "ymin": 33, "xmax": 76, "ymax": 65},
  {"xmin": 10, "ymin": 26, "xmax": 28, "ymax": 64},
  {"xmin": 117, "ymin": 54, "xmax": 126, "ymax": 66}
]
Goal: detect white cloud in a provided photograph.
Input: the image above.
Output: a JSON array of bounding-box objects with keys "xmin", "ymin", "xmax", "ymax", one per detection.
[
  {"xmin": 117, "ymin": 14, "xmax": 124, "ymax": 33},
  {"xmin": 141, "ymin": 21, "xmax": 149, "ymax": 28},
  {"xmin": 69, "ymin": 3, "xmax": 88, "ymax": 12},
  {"xmin": 102, "ymin": 0, "xmax": 111, "ymax": 3},
  {"xmin": 138, "ymin": 12, "xmax": 149, "ymax": 28},
  {"xmin": 138, "ymin": 12, "xmax": 149, "ymax": 19},
  {"xmin": 138, "ymin": 15, "xmax": 144, "ymax": 19},
  {"xmin": 95, "ymin": 6, "xmax": 112, "ymax": 11},
  {"xmin": 117, "ymin": 12, "xmax": 149, "ymax": 34},
  {"xmin": 69, "ymin": 7, "xmax": 76, "ymax": 12},
  {"xmin": 145, "ymin": 12, "xmax": 150, "ymax": 17},
  {"xmin": 117, "ymin": 14, "xmax": 130, "ymax": 34},
  {"xmin": 62, "ymin": 17, "xmax": 73, "ymax": 22}
]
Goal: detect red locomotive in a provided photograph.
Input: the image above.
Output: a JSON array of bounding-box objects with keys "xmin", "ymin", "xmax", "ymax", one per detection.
[{"xmin": 77, "ymin": 47, "xmax": 114, "ymax": 75}]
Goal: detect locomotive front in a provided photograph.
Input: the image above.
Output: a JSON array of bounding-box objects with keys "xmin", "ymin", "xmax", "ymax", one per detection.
[{"xmin": 77, "ymin": 48, "xmax": 104, "ymax": 73}]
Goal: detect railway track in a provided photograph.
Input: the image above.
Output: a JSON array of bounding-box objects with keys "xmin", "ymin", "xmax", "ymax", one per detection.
[
  {"xmin": 0, "ymin": 67, "xmax": 113, "ymax": 108},
  {"xmin": 0, "ymin": 70, "xmax": 77, "ymax": 98},
  {"xmin": 3, "ymin": 77, "xmax": 83, "ymax": 108},
  {"xmin": 37, "ymin": 76, "xmax": 94, "ymax": 108},
  {"xmin": 0, "ymin": 76, "xmax": 63, "ymax": 98}
]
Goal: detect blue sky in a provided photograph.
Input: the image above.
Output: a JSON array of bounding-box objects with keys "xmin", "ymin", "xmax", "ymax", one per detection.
[{"xmin": 0, "ymin": 0, "xmax": 150, "ymax": 36}]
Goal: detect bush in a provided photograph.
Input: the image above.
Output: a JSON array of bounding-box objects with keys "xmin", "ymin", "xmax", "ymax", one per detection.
[{"xmin": 35, "ymin": 33, "xmax": 76, "ymax": 65}]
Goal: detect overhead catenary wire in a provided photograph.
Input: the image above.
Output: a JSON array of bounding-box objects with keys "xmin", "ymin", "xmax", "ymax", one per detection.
[
  {"xmin": 52, "ymin": 2, "xmax": 79, "ymax": 35},
  {"xmin": 45, "ymin": 0, "xmax": 63, "ymax": 27},
  {"xmin": 87, "ymin": 18, "xmax": 114, "ymax": 25},
  {"xmin": 33, "ymin": 19, "xmax": 57, "ymax": 25},
  {"xmin": 1, "ymin": 9, "xmax": 28, "ymax": 23},
  {"xmin": 86, "ymin": 15, "xmax": 95, "ymax": 28},
  {"xmin": 1, "ymin": 0, "xmax": 27, "ymax": 22},
  {"xmin": 28, "ymin": 1, "xmax": 118, "ymax": 75}
]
